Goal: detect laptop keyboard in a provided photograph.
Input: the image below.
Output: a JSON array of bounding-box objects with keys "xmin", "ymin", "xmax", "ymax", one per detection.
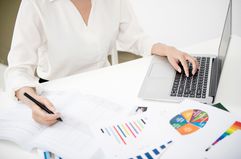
[{"xmin": 170, "ymin": 57, "xmax": 210, "ymax": 98}]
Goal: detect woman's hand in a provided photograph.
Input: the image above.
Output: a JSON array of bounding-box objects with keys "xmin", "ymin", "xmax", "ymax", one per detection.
[
  {"xmin": 16, "ymin": 87, "xmax": 60, "ymax": 126},
  {"xmin": 152, "ymin": 43, "xmax": 199, "ymax": 77}
]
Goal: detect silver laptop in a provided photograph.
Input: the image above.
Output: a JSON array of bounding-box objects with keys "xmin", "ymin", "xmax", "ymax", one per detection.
[{"xmin": 138, "ymin": 0, "xmax": 232, "ymax": 104}]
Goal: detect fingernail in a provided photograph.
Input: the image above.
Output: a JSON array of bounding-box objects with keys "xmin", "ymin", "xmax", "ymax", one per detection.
[
  {"xmin": 186, "ymin": 73, "xmax": 189, "ymax": 77},
  {"xmin": 178, "ymin": 68, "xmax": 181, "ymax": 73}
]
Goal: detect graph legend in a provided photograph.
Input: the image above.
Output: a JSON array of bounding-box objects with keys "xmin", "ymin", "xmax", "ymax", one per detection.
[{"xmin": 205, "ymin": 121, "xmax": 241, "ymax": 151}]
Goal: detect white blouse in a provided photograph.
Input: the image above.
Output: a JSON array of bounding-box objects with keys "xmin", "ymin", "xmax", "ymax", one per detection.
[{"xmin": 5, "ymin": 0, "xmax": 155, "ymax": 96}]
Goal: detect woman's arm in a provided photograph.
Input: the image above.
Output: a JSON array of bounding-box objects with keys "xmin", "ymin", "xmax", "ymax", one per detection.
[
  {"xmin": 151, "ymin": 43, "xmax": 199, "ymax": 77},
  {"xmin": 117, "ymin": 0, "xmax": 199, "ymax": 76},
  {"xmin": 5, "ymin": 0, "xmax": 59, "ymax": 125},
  {"xmin": 5, "ymin": 0, "xmax": 42, "ymax": 96}
]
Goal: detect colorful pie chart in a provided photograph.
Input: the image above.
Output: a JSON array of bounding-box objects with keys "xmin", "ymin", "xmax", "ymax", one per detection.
[{"xmin": 170, "ymin": 109, "xmax": 209, "ymax": 135}]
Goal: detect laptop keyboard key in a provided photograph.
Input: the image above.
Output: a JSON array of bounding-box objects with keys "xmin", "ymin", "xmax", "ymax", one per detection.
[{"xmin": 170, "ymin": 56, "xmax": 210, "ymax": 99}]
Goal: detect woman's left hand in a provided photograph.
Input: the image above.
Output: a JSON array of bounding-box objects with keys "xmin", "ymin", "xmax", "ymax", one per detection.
[{"xmin": 152, "ymin": 43, "xmax": 199, "ymax": 77}]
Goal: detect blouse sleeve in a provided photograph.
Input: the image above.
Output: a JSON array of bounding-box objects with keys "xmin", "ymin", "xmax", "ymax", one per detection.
[
  {"xmin": 4, "ymin": 0, "xmax": 44, "ymax": 98},
  {"xmin": 117, "ymin": 0, "xmax": 156, "ymax": 57}
]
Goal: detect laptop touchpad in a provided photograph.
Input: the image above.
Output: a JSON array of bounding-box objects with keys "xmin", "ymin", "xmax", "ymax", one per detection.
[{"xmin": 149, "ymin": 63, "xmax": 174, "ymax": 78}]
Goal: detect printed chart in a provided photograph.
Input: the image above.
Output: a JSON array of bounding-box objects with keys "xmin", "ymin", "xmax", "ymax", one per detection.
[
  {"xmin": 100, "ymin": 118, "xmax": 147, "ymax": 145},
  {"xmin": 205, "ymin": 121, "xmax": 241, "ymax": 151},
  {"xmin": 129, "ymin": 140, "xmax": 173, "ymax": 159},
  {"xmin": 170, "ymin": 109, "xmax": 209, "ymax": 135}
]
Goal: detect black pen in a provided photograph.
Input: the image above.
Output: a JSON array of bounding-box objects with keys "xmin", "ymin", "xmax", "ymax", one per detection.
[{"xmin": 24, "ymin": 92, "xmax": 63, "ymax": 122}]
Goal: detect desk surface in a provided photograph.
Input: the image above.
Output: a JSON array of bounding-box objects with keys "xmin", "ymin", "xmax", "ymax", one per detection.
[
  {"xmin": 41, "ymin": 36, "xmax": 241, "ymax": 116},
  {"xmin": 1, "ymin": 36, "xmax": 241, "ymax": 158}
]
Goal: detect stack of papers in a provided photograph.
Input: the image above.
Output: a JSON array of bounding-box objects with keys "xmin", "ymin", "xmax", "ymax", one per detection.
[
  {"xmin": 0, "ymin": 90, "xmax": 240, "ymax": 159},
  {"xmin": 0, "ymin": 91, "xmax": 127, "ymax": 159},
  {"xmin": 91, "ymin": 100, "xmax": 241, "ymax": 159}
]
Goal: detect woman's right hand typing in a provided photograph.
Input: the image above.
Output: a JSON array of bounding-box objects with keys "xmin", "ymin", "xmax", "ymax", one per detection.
[{"xmin": 16, "ymin": 87, "xmax": 61, "ymax": 126}]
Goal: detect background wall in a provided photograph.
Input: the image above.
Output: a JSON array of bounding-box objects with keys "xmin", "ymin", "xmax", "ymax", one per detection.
[
  {"xmin": 131, "ymin": 0, "xmax": 241, "ymax": 48},
  {"xmin": 0, "ymin": 0, "xmax": 21, "ymax": 65},
  {"xmin": 232, "ymin": 0, "xmax": 241, "ymax": 37}
]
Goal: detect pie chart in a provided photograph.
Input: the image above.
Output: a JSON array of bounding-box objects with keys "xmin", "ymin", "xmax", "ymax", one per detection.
[{"xmin": 170, "ymin": 109, "xmax": 209, "ymax": 135}]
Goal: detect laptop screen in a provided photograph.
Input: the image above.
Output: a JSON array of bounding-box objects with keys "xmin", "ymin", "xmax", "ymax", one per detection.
[{"xmin": 218, "ymin": 0, "xmax": 232, "ymax": 72}]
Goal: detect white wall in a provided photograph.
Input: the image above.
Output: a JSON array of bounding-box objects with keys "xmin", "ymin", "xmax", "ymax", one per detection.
[
  {"xmin": 232, "ymin": 0, "xmax": 241, "ymax": 37},
  {"xmin": 131, "ymin": 0, "xmax": 240, "ymax": 48}
]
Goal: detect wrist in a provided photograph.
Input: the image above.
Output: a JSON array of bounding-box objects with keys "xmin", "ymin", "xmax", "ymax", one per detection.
[
  {"xmin": 16, "ymin": 87, "xmax": 35, "ymax": 97},
  {"xmin": 16, "ymin": 87, "xmax": 38, "ymax": 107},
  {"xmin": 151, "ymin": 43, "xmax": 171, "ymax": 57}
]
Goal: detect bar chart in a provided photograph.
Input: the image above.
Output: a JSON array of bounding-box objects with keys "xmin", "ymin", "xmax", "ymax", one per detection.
[
  {"xmin": 128, "ymin": 140, "xmax": 173, "ymax": 159},
  {"xmin": 100, "ymin": 118, "xmax": 147, "ymax": 145}
]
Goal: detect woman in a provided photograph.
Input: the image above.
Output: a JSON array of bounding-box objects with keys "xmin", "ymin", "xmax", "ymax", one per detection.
[{"xmin": 5, "ymin": 0, "xmax": 199, "ymax": 125}]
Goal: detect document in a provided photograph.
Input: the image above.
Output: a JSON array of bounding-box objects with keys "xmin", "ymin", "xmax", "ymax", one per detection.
[
  {"xmin": 158, "ymin": 100, "xmax": 240, "ymax": 159},
  {"xmin": 91, "ymin": 113, "xmax": 176, "ymax": 159},
  {"xmin": 91, "ymin": 99, "xmax": 240, "ymax": 159},
  {"xmin": 0, "ymin": 91, "xmax": 125, "ymax": 159}
]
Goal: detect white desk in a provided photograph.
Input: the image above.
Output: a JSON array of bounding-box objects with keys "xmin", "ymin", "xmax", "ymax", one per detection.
[
  {"xmin": 0, "ymin": 92, "xmax": 40, "ymax": 159},
  {"xmin": 1, "ymin": 36, "xmax": 241, "ymax": 158},
  {"xmin": 41, "ymin": 36, "xmax": 241, "ymax": 116}
]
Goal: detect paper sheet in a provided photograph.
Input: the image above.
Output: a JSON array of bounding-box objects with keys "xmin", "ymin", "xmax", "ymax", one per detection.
[
  {"xmin": 0, "ymin": 91, "xmax": 125, "ymax": 158},
  {"xmin": 32, "ymin": 122, "xmax": 99, "ymax": 159},
  {"xmin": 205, "ymin": 130, "xmax": 241, "ymax": 159},
  {"xmin": 91, "ymin": 113, "xmax": 176, "ymax": 159},
  {"xmin": 0, "ymin": 100, "xmax": 46, "ymax": 150},
  {"xmin": 159, "ymin": 100, "xmax": 239, "ymax": 159}
]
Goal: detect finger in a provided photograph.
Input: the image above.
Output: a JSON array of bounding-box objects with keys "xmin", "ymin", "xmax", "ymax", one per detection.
[
  {"xmin": 43, "ymin": 113, "xmax": 60, "ymax": 121},
  {"xmin": 32, "ymin": 106, "xmax": 60, "ymax": 121},
  {"xmin": 179, "ymin": 55, "xmax": 189, "ymax": 77},
  {"xmin": 37, "ymin": 96, "xmax": 59, "ymax": 114},
  {"xmin": 47, "ymin": 120, "xmax": 58, "ymax": 126},
  {"xmin": 34, "ymin": 115, "xmax": 57, "ymax": 126},
  {"xmin": 32, "ymin": 105, "xmax": 45, "ymax": 117},
  {"xmin": 168, "ymin": 57, "xmax": 182, "ymax": 73},
  {"xmin": 32, "ymin": 114, "xmax": 48, "ymax": 125},
  {"xmin": 185, "ymin": 55, "xmax": 198, "ymax": 75}
]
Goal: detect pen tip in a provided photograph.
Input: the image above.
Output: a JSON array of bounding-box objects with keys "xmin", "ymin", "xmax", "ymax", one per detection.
[{"xmin": 57, "ymin": 118, "xmax": 63, "ymax": 122}]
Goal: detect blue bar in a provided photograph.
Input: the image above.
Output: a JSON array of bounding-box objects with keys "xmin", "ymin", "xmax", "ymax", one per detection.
[
  {"xmin": 47, "ymin": 152, "xmax": 51, "ymax": 159},
  {"xmin": 117, "ymin": 125, "xmax": 127, "ymax": 137},
  {"xmin": 105, "ymin": 128, "xmax": 111, "ymax": 136},
  {"xmin": 137, "ymin": 155, "xmax": 143, "ymax": 159},
  {"xmin": 44, "ymin": 152, "xmax": 48, "ymax": 159},
  {"xmin": 129, "ymin": 122, "xmax": 138, "ymax": 134},
  {"xmin": 44, "ymin": 151, "xmax": 51, "ymax": 159},
  {"xmin": 152, "ymin": 148, "xmax": 160, "ymax": 155},
  {"xmin": 160, "ymin": 145, "xmax": 166, "ymax": 149},
  {"xmin": 110, "ymin": 127, "xmax": 121, "ymax": 144},
  {"xmin": 145, "ymin": 152, "xmax": 153, "ymax": 159}
]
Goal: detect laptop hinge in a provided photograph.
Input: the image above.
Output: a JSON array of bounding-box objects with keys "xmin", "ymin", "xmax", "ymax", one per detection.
[{"xmin": 209, "ymin": 58, "xmax": 221, "ymax": 99}]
